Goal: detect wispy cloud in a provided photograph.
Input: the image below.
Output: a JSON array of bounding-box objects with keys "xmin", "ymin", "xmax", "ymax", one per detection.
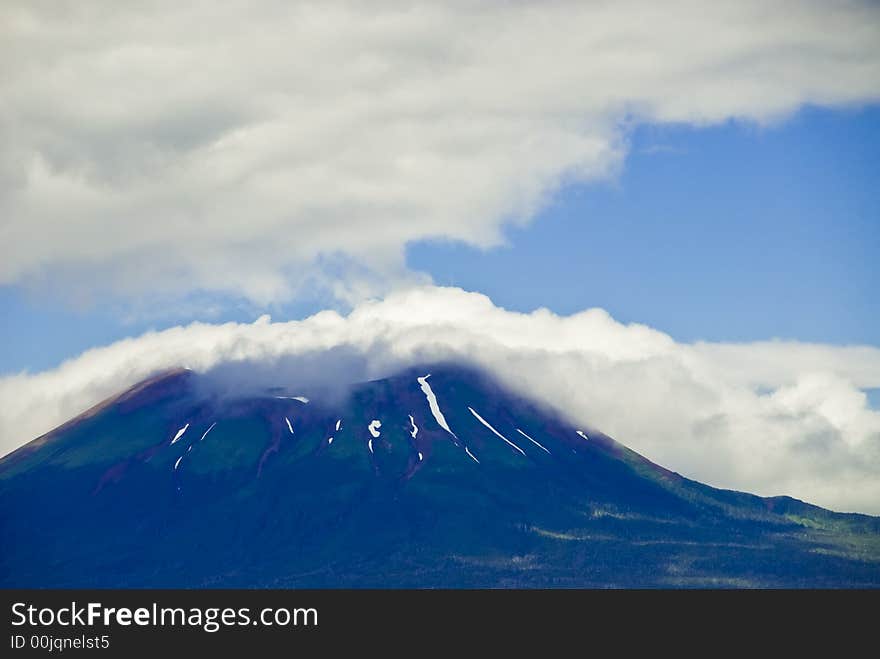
[{"xmin": 2, "ymin": 1, "xmax": 879, "ymax": 305}]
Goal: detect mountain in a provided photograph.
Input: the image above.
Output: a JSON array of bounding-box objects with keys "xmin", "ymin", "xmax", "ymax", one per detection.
[{"xmin": 1, "ymin": 364, "xmax": 878, "ymax": 588}]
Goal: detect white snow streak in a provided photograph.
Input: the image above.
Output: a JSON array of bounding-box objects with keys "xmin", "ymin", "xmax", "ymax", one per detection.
[
  {"xmin": 418, "ymin": 451, "xmax": 423, "ymax": 462},
  {"xmin": 200, "ymin": 422, "xmax": 216, "ymax": 442},
  {"xmin": 368, "ymin": 420, "xmax": 382, "ymax": 438},
  {"xmin": 576, "ymin": 430, "xmax": 590, "ymax": 441},
  {"xmin": 409, "ymin": 414, "xmax": 419, "ymax": 439},
  {"xmin": 170, "ymin": 423, "xmax": 189, "ymax": 445},
  {"xmin": 417, "ymin": 375, "xmax": 456, "ymax": 438},
  {"xmin": 516, "ymin": 428, "xmax": 551, "ymax": 454},
  {"xmin": 173, "ymin": 456, "xmax": 183, "ymax": 470},
  {"xmin": 467, "ymin": 407, "xmax": 525, "ymax": 456},
  {"xmin": 274, "ymin": 395, "xmax": 309, "ymax": 403},
  {"xmin": 327, "ymin": 437, "xmax": 334, "ymax": 445},
  {"xmin": 285, "ymin": 417, "xmax": 294, "ymax": 434},
  {"xmin": 465, "ymin": 446, "xmax": 480, "ymax": 464},
  {"xmin": 368, "ymin": 438, "xmax": 374, "ymax": 454},
  {"xmin": 335, "ymin": 419, "xmax": 342, "ymax": 431}
]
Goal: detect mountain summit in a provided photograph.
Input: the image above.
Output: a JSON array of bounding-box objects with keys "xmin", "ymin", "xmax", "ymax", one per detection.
[{"xmin": 2, "ymin": 364, "xmax": 878, "ymax": 587}]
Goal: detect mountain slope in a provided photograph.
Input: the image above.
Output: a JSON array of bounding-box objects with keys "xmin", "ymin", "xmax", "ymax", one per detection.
[{"xmin": 1, "ymin": 364, "xmax": 878, "ymax": 587}]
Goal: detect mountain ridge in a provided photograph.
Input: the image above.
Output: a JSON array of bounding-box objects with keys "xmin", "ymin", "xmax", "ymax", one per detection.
[{"xmin": 1, "ymin": 363, "xmax": 878, "ymax": 587}]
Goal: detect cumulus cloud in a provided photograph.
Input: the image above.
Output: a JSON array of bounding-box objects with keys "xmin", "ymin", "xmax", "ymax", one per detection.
[
  {"xmin": 2, "ymin": 286, "xmax": 879, "ymax": 513},
  {"xmin": 2, "ymin": 1, "xmax": 879, "ymax": 304}
]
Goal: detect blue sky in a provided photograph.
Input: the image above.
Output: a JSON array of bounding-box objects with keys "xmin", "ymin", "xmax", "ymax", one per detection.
[
  {"xmin": 3, "ymin": 106, "xmax": 877, "ymax": 375},
  {"xmin": 411, "ymin": 106, "xmax": 879, "ymax": 344}
]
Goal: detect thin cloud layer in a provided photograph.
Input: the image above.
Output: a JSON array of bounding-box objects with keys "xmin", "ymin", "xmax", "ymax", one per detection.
[
  {"xmin": 2, "ymin": 286, "xmax": 878, "ymax": 513},
  {"xmin": 2, "ymin": 1, "xmax": 879, "ymax": 303}
]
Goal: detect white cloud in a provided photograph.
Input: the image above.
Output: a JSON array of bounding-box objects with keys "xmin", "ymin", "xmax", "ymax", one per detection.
[
  {"xmin": 2, "ymin": 286, "xmax": 879, "ymax": 514},
  {"xmin": 1, "ymin": 1, "xmax": 879, "ymax": 303}
]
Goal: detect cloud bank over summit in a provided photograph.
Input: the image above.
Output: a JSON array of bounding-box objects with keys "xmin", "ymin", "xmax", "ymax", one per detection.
[
  {"xmin": 2, "ymin": 1, "xmax": 880, "ymax": 304},
  {"xmin": 2, "ymin": 287, "xmax": 879, "ymax": 513}
]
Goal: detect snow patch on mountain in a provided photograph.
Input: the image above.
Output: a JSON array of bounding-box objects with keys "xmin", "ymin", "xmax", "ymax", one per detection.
[
  {"xmin": 417, "ymin": 375, "xmax": 456, "ymax": 438},
  {"xmin": 468, "ymin": 407, "xmax": 526, "ymax": 456},
  {"xmin": 200, "ymin": 422, "xmax": 216, "ymax": 442},
  {"xmin": 516, "ymin": 428, "xmax": 551, "ymax": 454},
  {"xmin": 170, "ymin": 423, "xmax": 189, "ymax": 445}
]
